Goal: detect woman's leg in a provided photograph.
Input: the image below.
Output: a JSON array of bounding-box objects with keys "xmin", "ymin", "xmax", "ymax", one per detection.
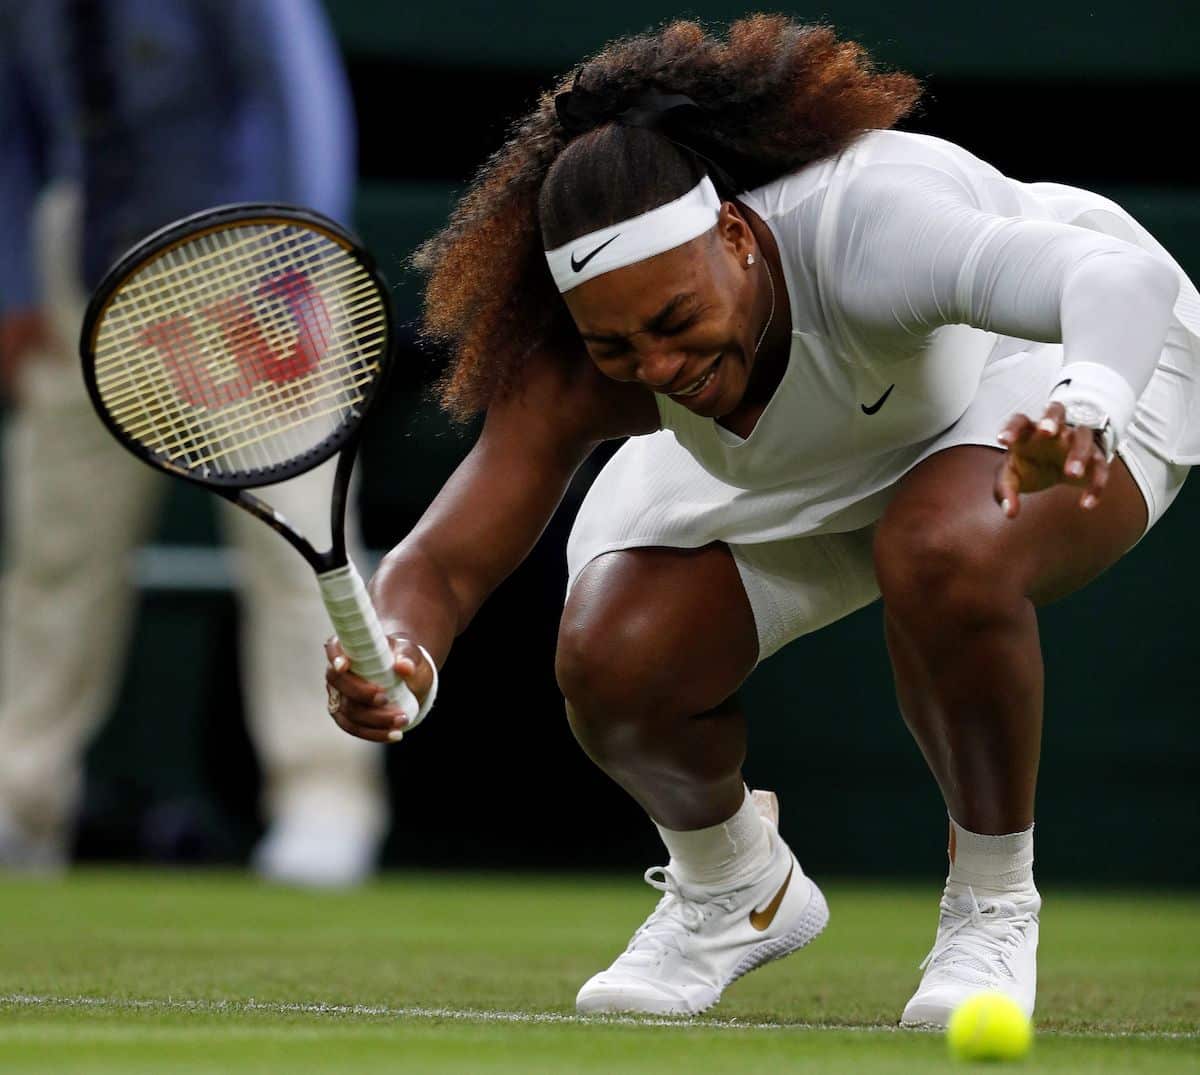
[
  {"xmin": 874, "ymin": 444, "xmax": 1148, "ymax": 834},
  {"xmin": 558, "ymin": 541, "xmax": 835, "ymax": 1016},
  {"xmin": 875, "ymin": 443, "xmax": 1150, "ymax": 1025},
  {"xmin": 556, "ymin": 542, "xmax": 759, "ymax": 830}
]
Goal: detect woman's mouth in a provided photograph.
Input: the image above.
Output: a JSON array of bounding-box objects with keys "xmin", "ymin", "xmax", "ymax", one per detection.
[{"xmin": 670, "ymin": 356, "xmax": 722, "ymax": 400}]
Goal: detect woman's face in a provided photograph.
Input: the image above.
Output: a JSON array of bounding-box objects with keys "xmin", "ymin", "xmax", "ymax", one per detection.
[{"xmin": 561, "ymin": 205, "xmax": 762, "ymax": 419}]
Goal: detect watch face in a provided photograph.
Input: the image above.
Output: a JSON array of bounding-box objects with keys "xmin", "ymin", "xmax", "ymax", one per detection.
[{"xmin": 1063, "ymin": 402, "xmax": 1107, "ymax": 429}]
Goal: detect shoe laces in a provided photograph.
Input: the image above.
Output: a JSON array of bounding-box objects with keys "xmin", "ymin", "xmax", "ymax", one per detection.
[
  {"xmin": 918, "ymin": 886, "xmax": 1036, "ymax": 980},
  {"xmin": 621, "ymin": 866, "xmax": 739, "ymax": 962}
]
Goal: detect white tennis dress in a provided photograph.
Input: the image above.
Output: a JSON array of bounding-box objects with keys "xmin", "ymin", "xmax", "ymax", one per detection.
[{"xmin": 566, "ymin": 130, "xmax": 1200, "ymax": 659}]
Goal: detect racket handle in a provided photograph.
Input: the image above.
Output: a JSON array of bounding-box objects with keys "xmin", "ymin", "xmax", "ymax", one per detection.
[{"xmin": 317, "ymin": 562, "xmax": 420, "ymax": 718}]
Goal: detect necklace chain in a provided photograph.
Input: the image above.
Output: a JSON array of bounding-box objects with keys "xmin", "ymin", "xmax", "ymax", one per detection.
[{"xmin": 754, "ymin": 257, "xmax": 776, "ymax": 355}]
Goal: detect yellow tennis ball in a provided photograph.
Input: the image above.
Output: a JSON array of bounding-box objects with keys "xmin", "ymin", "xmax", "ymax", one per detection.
[{"xmin": 946, "ymin": 992, "xmax": 1033, "ymax": 1062}]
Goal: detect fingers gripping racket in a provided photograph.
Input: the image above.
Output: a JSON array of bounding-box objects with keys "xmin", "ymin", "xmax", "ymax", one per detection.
[{"xmin": 80, "ymin": 204, "xmax": 420, "ymax": 723}]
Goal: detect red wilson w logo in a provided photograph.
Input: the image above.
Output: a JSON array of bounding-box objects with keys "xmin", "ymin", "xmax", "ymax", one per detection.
[{"xmin": 138, "ymin": 270, "xmax": 331, "ymax": 410}]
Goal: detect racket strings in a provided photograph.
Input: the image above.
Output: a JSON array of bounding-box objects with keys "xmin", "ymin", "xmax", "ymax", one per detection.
[
  {"xmin": 101, "ymin": 227, "xmax": 355, "ymax": 348},
  {"xmin": 92, "ymin": 221, "xmax": 388, "ymax": 477},
  {"xmin": 98, "ymin": 228, "xmax": 372, "ymax": 384},
  {"xmin": 100, "ymin": 274, "xmax": 381, "ymax": 452},
  {"xmin": 116, "ymin": 361, "xmax": 378, "ymax": 470},
  {"xmin": 96, "ymin": 273, "xmax": 381, "ymax": 413},
  {"xmin": 103, "ymin": 308, "xmax": 376, "ymax": 473}
]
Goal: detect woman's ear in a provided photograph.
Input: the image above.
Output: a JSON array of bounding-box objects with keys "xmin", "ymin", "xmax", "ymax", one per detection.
[{"xmin": 716, "ymin": 201, "xmax": 756, "ymax": 265}]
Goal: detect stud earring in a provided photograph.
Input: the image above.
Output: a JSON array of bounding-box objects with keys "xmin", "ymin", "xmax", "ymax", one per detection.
[{"xmin": 746, "ymin": 253, "xmax": 755, "ymax": 266}]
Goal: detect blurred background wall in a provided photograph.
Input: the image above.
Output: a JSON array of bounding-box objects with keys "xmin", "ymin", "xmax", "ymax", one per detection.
[{"xmin": 4, "ymin": 0, "xmax": 1197, "ymax": 882}]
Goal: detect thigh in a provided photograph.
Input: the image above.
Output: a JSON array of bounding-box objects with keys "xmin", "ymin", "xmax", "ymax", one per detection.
[
  {"xmin": 881, "ymin": 444, "xmax": 1148, "ymax": 605},
  {"xmin": 562, "ymin": 543, "xmax": 759, "ymax": 713},
  {"xmin": 562, "ymin": 524, "xmax": 883, "ymax": 707}
]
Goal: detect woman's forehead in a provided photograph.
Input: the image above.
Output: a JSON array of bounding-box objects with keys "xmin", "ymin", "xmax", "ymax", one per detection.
[{"xmin": 563, "ymin": 235, "xmax": 716, "ymax": 333}]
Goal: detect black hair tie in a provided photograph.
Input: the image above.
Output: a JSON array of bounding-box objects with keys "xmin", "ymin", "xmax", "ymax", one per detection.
[
  {"xmin": 555, "ymin": 69, "xmax": 700, "ymax": 136},
  {"xmin": 554, "ymin": 72, "xmax": 743, "ymax": 193}
]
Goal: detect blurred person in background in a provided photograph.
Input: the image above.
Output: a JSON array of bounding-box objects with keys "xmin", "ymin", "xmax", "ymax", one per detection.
[{"xmin": 0, "ymin": 0, "xmax": 388, "ymax": 886}]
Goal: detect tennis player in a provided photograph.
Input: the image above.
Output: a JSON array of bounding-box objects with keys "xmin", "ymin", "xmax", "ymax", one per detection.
[{"xmin": 325, "ymin": 18, "xmax": 1199, "ymax": 1023}]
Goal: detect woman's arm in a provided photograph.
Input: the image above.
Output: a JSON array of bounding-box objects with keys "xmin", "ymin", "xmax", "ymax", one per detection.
[
  {"xmin": 832, "ymin": 161, "xmax": 1180, "ymax": 515},
  {"xmin": 833, "ymin": 162, "xmax": 1180, "ymax": 446},
  {"xmin": 327, "ymin": 353, "xmax": 657, "ymax": 740}
]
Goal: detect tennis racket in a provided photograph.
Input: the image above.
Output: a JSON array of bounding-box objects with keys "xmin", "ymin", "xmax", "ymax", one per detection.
[{"xmin": 79, "ymin": 203, "xmax": 421, "ymax": 725}]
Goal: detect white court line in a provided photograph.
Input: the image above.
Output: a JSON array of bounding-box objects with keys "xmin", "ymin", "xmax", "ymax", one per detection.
[{"xmin": 0, "ymin": 994, "xmax": 1195, "ymax": 1040}]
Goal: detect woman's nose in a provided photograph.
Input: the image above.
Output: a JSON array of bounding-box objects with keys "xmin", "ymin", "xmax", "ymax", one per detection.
[{"xmin": 634, "ymin": 347, "xmax": 687, "ymax": 390}]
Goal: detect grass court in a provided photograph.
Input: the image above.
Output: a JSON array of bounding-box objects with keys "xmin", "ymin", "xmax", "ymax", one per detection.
[{"xmin": 0, "ymin": 870, "xmax": 1196, "ymax": 1072}]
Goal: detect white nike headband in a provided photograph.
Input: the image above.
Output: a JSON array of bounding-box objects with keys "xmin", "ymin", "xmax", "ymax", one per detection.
[{"xmin": 544, "ymin": 176, "xmax": 722, "ymax": 293}]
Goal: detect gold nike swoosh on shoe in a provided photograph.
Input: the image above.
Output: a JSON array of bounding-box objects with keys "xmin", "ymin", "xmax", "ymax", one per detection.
[{"xmin": 749, "ymin": 863, "xmax": 794, "ymax": 932}]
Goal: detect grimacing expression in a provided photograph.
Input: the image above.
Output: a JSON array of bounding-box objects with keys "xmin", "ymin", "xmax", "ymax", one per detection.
[{"xmin": 561, "ymin": 207, "xmax": 762, "ymax": 419}]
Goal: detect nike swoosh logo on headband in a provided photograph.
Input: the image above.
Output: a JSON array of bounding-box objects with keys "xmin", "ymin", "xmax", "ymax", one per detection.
[{"xmin": 571, "ymin": 233, "xmax": 621, "ymax": 272}]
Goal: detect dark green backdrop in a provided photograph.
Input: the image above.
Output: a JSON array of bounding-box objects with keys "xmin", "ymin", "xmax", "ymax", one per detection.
[{"xmin": 5, "ymin": 1, "xmax": 1197, "ymax": 883}]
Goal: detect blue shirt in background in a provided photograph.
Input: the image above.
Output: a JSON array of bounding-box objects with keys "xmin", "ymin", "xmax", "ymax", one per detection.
[{"xmin": 0, "ymin": 0, "xmax": 355, "ymax": 312}]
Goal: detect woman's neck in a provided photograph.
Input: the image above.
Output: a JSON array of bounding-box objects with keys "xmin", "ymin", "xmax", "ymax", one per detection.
[{"xmin": 715, "ymin": 204, "xmax": 793, "ymax": 436}]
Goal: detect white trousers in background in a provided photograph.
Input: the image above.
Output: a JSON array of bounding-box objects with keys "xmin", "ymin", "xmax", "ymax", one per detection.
[{"xmin": 0, "ymin": 185, "xmax": 387, "ymax": 852}]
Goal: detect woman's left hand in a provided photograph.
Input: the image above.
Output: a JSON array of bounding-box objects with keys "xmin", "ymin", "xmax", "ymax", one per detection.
[{"xmin": 994, "ymin": 402, "xmax": 1109, "ymax": 519}]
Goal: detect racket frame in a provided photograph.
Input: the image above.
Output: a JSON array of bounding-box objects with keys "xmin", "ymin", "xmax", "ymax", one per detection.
[
  {"xmin": 78, "ymin": 202, "xmax": 396, "ymax": 575},
  {"xmin": 78, "ymin": 202, "xmax": 423, "ymax": 721}
]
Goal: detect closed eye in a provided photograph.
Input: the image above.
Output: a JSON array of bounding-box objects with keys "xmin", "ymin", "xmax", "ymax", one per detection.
[
  {"xmin": 658, "ymin": 318, "xmax": 697, "ymax": 337},
  {"xmin": 583, "ymin": 300, "xmax": 708, "ymax": 359},
  {"xmin": 594, "ymin": 320, "xmax": 695, "ymax": 355}
]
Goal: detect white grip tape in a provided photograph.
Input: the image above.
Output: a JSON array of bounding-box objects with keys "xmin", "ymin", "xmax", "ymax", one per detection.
[{"xmin": 317, "ymin": 563, "xmax": 419, "ymax": 719}]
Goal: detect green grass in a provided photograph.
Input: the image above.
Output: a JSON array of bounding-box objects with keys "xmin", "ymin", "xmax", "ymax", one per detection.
[{"xmin": 0, "ymin": 870, "xmax": 1196, "ymax": 1072}]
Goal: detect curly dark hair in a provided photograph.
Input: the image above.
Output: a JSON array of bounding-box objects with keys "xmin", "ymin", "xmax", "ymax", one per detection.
[{"xmin": 412, "ymin": 15, "xmax": 922, "ymax": 421}]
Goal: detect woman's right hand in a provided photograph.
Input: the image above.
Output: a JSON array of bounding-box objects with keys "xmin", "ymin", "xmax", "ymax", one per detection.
[{"xmin": 323, "ymin": 635, "xmax": 436, "ymax": 742}]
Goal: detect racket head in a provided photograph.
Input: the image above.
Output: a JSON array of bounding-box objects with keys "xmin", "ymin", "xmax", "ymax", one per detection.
[{"xmin": 80, "ymin": 203, "xmax": 395, "ymax": 490}]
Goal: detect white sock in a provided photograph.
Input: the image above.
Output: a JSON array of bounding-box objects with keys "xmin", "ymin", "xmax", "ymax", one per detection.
[
  {"xmin": 654, "ymin": 787, "xmax": 773, "ymax": 889},
  {"xmin": 946, "ymin": 816, "xmax": 1038, "ymax": 902}
]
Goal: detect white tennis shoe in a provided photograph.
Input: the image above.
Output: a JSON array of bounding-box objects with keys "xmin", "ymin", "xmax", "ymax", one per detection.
[
  {"xmin": 900, "ymin": 887, "xmax": 1040, "ymax": 1028},
  {"xmin": 576, "ymin": 811, "xmax": 828, "ymax": 1016}
]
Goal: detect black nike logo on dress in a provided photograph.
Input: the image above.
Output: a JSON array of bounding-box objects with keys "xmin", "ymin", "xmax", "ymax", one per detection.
[
  {"xmin": 570, "ymin": 234, "xmax": 621, "ymax": 272},
  {"xmin": 861, "ymin": 384, "xmax": 896, "ymax": 415}
]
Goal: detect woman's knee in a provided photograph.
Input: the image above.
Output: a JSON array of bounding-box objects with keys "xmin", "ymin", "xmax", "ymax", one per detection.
[
  {"xmin": 874, "ymin": 506, "xmax": 1024, "ymax": 632},
  {"xmin": 555, "ymin": 594, "xmax": 672, "ymax": 726},
  {"xmin": 555, "ymin": 546, "xmax": 757, "ymax": 737}
]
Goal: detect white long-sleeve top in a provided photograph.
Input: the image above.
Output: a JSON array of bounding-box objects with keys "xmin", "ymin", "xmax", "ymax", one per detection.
[
  {"xmin": 825, "ymin": 152, "xmax": 1179, "ymax": 448},
  {"xmin": 654, "ymin": 131, "xmax": 1200, "ymax": 492},
  {"xmin": 566, "ymin": 131, "xmax": 1200, "ymax": 567}
]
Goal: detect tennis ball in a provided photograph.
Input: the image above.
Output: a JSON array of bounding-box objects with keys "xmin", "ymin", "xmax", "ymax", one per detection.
[{"xmin": 946, "ymin": 992, "xmax": 1033, "ymax": 1062}]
